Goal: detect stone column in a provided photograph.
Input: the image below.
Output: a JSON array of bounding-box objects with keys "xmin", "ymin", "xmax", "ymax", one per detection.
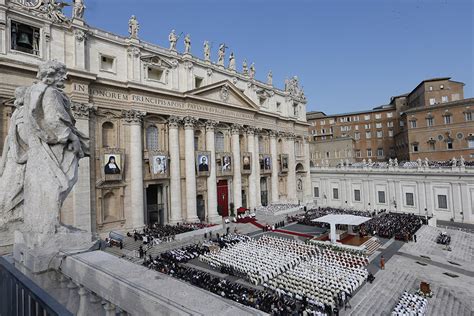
[
  {"xmin": 303, "ymin": 137, "xmax": 313, "ymax": 203},
  {"xmin": 76, "ymin": 286, "xmax": 89, "ymax": 316},
  {"xmin": 231, "ymin": 124, "xmax": 242, "ymax": 210},
  {"xmin": 70, "ymin": 103, "xmax": 94, "ymax": 232},
  {"xmin": 184, "ymin": 116, "xmax": 199, "ymax": 222},
  {"xmin": 206, "ymin": 120, "xmax": 220, "ymax": 223},
  {"xmin": 255, "ymin": 130, "xmax": 261, "ymax": 206},
  {"xmin": 247, "ymin": 127, "xmax": 257, "ymax": 209},
  {"xmin": 286, "ymin": 133, "xmax": 297, "ymax": 202},
  {"xmin": 86, "ymin": 292, "xmax": 104, "ymax": 316},
  {"xmin": 168, "ymin": 116, "xmax": 183, "ymax": 224},
  {"xmin": 269, "ymin": 131, "xmax": 279, "ymax": 203},
  {"xmin": 66, "ymin": 280, "xmax": 79, "ymax": 314},
  {"xmin": 124, "ymin": 109, "xmax": 146, "ymax": 228}
]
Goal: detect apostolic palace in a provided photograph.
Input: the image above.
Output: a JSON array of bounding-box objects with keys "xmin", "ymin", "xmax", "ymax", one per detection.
[{"xmin": 0, "ymin": 0, "xmax": 312, "ymax": 236}]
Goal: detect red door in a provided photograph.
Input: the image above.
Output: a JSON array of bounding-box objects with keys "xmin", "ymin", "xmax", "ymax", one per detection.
[{"xmin": 217, "ymin": 180, "xmax": 229, "ymax": 217}]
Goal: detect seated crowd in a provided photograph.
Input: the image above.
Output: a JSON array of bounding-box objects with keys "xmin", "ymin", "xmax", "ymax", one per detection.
[
  {"xmin": 362, "ymin": 213, "xmax": 423, "ymax": 240},
  {"xmin": 392, "ymin": 291, "xmax": 427, "ymax": 315},
  {"xmin": 200, "ymin": 236, "xmax": 318, "ymax": 285},
  {"xmin": 128, "ymin": 222, "xmax": 216, "ymax": 244},
  {"xmin": 257, "ymin": 203, "xmax": 301, "ymax": 214}
]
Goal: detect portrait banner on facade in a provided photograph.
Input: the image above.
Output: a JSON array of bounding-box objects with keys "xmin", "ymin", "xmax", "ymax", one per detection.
[
  {"xmin": 149, "ymin": 151, "xmax": 169, "ymax": 178},
  {"xmin": 260, "ymin": 154, "xmax": 272, "ymax": 174},
  {"xmin": 280, "ymin": 154, "xmax": 289, "ymax": 173},
  {"xmin": 216, "ymin": 152, "xmax": 233, "ymax": 176},
  {"xmin": 101, "ymin": 149, "xmax": 125, "ymax": 181},
  {"xmin": 241, "ymin": 152, "xmax": 252, "ymax": 174},
  {"xmin": 196, "ymin": 151, "xmax": 211, "ymax": 177}
]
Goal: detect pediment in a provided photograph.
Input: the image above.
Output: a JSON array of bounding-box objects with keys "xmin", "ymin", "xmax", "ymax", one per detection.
[
  {"xmin": 140, "ymin": 54, "xmax": 174, "ymax": 68},
  {"xmin": 186, "ymin": 80, "xmax": 259, "ymax": 111}
]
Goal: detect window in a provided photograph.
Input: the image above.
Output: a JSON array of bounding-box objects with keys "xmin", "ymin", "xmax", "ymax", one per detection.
[
  {"xmin": 215, "ymin": 131, "xmax": 225, "ymax": 152},
  {"xmin": 353, "ymin": 116, "xmax": 360, "ymax": 122},
  {"xmin": 276, "ymin": 102, "xmax": 281, "ymax": 113},
  {"xmin": 444, "ymin": 115, "xmax": 452, "ymax": 124},
  {"xmin": 429, "ymin": 98, "xmax": 436, "ymax": 106},
  {"xmin": 388, "ymin": 130, "xmax": 394, "ymax": 137},
  {"xmin": 194, "ymin": 136, "xmax": 199, "ymax": 151},
  {"xmin": 367, "ymin": 148, "xmax": 372, "ymax": 157},
  {"xmin": 333, "ymin": 188, "xmax": 339, "ymax": 200},
  {"xmin": 293, "ymin": 103, "xmax": 299, "ymax": 116},
  {"xmin": 354, "ymin": 189, "xmax": 361, "ymax": 202},
  {"xmin": 378, "ymin": 191, "xmax": 386, "ymax": 204},
  {"xmin": 468, "ymin": 139, "xmax": 474, "ymax": 148},
  {"xmin": 429, "ymin": 86, "xmax": 433, "ymax": 91},
  {"xmin": 387, "ymin": 121, "xmax": 394, "ymax": 127},
  {"xmin": 329, "ymin": 119, "xmax": 335, "ymax": 124},
  {"xmin": 365, "ymin": 124, "xmax": 371, "ymax": 129},
  {"xmin": 375, "ymin": 122, "xmax": 382, "ymax": 128},
  {"xmin": 11, "ymin": 21, "xmax": 40, "ymax": 56},
  {"xmin": 410, "ymin": 120, "xmax": 417, "ymax": 128},
  {"xmin": 447, "ymin": 140, "xmax": 453, "ymax": 150},
  {"xmin": 452, "ymin": 93, "xmax": 460, "ymax": 101},
  {"xmin": 406, "ymin": 193, "xmax": 414, "ymax": 206},
  {"xmin": 426, "ymin": 117, "xmax": 434, "ymax": 127},
  {"xmin": 355, "ymin": 125, "xmax": 359, "ymax": 130},
  {"xmin": 313, "ymin": 187, "xmax": 319, "ymax": 198},
  {"xmin": 100, "ymin": 55, "xmax": 116, "ymax": 72},
  {"xmin": 194, "ymin": 76, "xmax": 203, "ymax": 88},
  {"xmin": 387, "ymin": 112, "xmax": 393, "ymax": 118},
  {"xmin": 412, "ymin": 144, "xmax": 419, "ymax": 152},
  {"xmin": 465, "ymin": 112, "xmax": 473, "ymax": 121},
  {"xmin": 326, "ymin": 152, "xmax": 330, "ymax": 158},
  {"xmin": 354, "ymin": 132, "xmax": 361, "ymax": 140},
  {"xmin": 355, "ymin": 150, "xmax": 361, "ymax": 158},
  {"xmin": 377, "ymin": 148, "xmax": 384, "ymax": 157},
  {"xmin": 375, "ymin": 114, "xmax": 382, "ymax": 120},
  {"xmin": 146, "ymin": 125, "xmax": 159, "ymax": 150},
  {"xmin": 320, "ymin": 120, "xmax": 326, "ymax": 125},
  {"xmin": 429, "ymin": 142, "xmax": 435, "ymax": 151},
  {"xmin": 365, "ymin": 131, "xmax": 371, "ymax": 139},
  {"xmin": 441, "ymin": 96, "xmax": 448, "ymax": 103},
  {"xmin": 376, "ymin": 130, "xmax": 383, "ymax": 138},
  {"xmin": 364, "ymin": 115, "xmax": 371, "ymax": 121},
  {"xmin": 437, "ymin": 195, "xmax": 448, "ymax": 209}
]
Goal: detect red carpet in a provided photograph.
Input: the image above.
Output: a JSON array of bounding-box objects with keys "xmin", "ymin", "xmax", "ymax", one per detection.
[{"xmin": 247, "ymin": 220, "xmax": 313, "ymax": 238}]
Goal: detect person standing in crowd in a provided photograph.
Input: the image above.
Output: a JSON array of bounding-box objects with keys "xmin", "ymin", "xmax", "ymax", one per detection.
[
  {"xmin": 380, "ymin": 255, "xmax": 385, "ymax": 270},
  {"xmin": 138, "ymin": 245, "xmax": 144, "ymax": 258},
  {"xmin": 414, "ymin": 234, "xmax": 417, "ymax": 243}
]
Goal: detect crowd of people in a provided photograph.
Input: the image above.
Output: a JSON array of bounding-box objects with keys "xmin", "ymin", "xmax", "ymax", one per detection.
[
  {"xmin": 128, "ymin": 222, "xmax": 216, "ymax": 245},
  {"xmin": 363, "ymin": 213, "xmax": 423, "ymax": 240},
  {"xmin": 200, "ymin": 236, "xmax": 318, "ymax": 285},
  {"xmin": 257, "ymin": 203, "xmax": 301, "ymax": 214},
  {"xmin": 392, "ymin": 291, "xmax": 427, "ymax": 315},
  {"xmin": 265, "ymin": 247, "xmax": 368, "ymax": 315}
]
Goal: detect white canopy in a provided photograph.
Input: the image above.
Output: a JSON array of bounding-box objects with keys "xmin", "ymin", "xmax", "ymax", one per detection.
[{"xmin": 312, "ymin": 214, "xmax": 371, "ymax": 226}]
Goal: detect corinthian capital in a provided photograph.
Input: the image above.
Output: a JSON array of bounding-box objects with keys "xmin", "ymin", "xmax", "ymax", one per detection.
[
  {"xmin": 122, "ymin": 109, "xmax": 146, "ymax": 124},
  {"xmin": 205, "ymin": 120, "xmax": 219, "ymax": 131},
  {"xmin": 231, "ymin": 124, "xmax": 242, "ymax": 135},
  {"xmin": 268, "ymin": 130, "xmax": 278, "ymax": 138},
  {"xmin": 167, "ymin": 115, "xmax": 181, "ymax": 128},
  {"xmin": 285, "ymin": 132, "xmax": 296, "ymax": 140},
  {"xmin": 71, "ymin": 102, "xmax": 95, "ymax": 119},
  {"xmin": 183, "ymin": 116, "xmax": 197, "ymax": 129}
]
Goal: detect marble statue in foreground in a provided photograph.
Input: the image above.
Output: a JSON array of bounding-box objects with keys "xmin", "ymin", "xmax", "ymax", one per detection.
[{"xmin": 0, "ymin": 60, "xmax": 91, "ymax": 254}]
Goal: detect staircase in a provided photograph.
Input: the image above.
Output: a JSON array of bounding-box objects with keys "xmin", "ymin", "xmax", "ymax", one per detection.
[
  {"xmin": 362, "ymin": 237, "xmax": 381, "ymax": 256},
  {"xmin": 426, "ymin": 285, "xmax": 473, "ymax": 316}
]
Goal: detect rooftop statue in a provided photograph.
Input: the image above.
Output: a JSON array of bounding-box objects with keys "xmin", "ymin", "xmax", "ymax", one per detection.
[
  {"xmin": 128, "ymin": 15, "xmax": 139, "ymax": 39},
  {"xmin": 267, "ymin": 70, "xmax": 273, "ymax": 85},
  {"xmin": 229, "ymin": 52, "xmax": 236, "ymax": 70},
  {"xmin": 217, "ymin": 43, "xmax": 226, "ymax": 66},
  {"xmin": 0, "ymin": 60, "xmax": 89, "ymax": 248},
  {"xmin": 184, "ymin": 34, "xmax": 191, "ymax": 54},
  {"xmin": 242, "ymin": 59, "xmax": 248, "ymax": 75},
  {"xmin": 285, "ymin": 76, "xmax": 306, "ymax": 101},
  {"xmin": 203, "ymin": 41, "xmax": 211, "ymax": 61},
  {"xmin": 249, "ymin": 63, "xmax": 256, "ymax": 79},
  {"xmin": 73, "ymin": 0, "xmax": 85, "ymax": 19},
  {"xmin": 169, "ymin": 29, "xmax": 178, "ymax": 51}
]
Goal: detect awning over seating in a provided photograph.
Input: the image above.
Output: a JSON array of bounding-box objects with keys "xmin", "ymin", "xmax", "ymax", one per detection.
[{"xmin": 312, "ymin": 214, "xmax": 371, "ymax": 226}]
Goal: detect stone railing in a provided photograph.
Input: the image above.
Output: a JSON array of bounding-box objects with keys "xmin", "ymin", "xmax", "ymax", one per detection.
[{"xmin": 312, "ymin": 164, "xmax": 474, "ymax": 174}]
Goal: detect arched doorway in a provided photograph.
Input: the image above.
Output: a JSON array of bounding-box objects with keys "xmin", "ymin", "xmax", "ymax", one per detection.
[
  {"xmin": 217, "ymin": 180, "xmax": 229, "ymax": 217},
  {"xmin": 146, "ymin": 184, "xmax": 165, "ymax": 225},
  {"xmin": 260, "ymin": 177, "xmax": 268, "ymax": 206}
]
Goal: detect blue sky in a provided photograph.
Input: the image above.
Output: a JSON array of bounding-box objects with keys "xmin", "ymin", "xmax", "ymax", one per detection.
[{"xmin": 81, "ymin": 0, "xmax": 473, "ymax": 114}]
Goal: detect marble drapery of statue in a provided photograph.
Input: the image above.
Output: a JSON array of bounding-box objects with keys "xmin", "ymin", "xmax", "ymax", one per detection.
[
  {"xmin": 0, "ymin": 87, "xmax": 29, "ymax": 229},
  {"xmin": 1, "ymin": 61, "xmax": 89, "ymax": 243},
  {"xmin": 184, "ymin": 34, "xmax": 191, "ymax": 54},
  {"xmin": 249, "ymin": 63, "xmax": 256, "ymax": 79},
  {"xmin": 128, "ymin": 15, "xmax": 139, "ymax": 39},
  {"xmin": 73, "ymin": 0, "xmax": 85, "ymax": 19},
  {"xmin": 169, "ymin": 29, "xmax": 178, "ymax": 51},
  {"xmin": 242, "ymin": 59, "xmax": 248, "ymax": 75},
  {"xmin": 217, "ymin": 43, "xmax": 226, "ymax": 66},
  {"xmin": 229, "ymin": 52, "xmax": 236, "ymax": 70},
  {"xmin": 203, "ymin": 40, "xmax": 211, "ymax": 61},
  {"xmin": 267, "ymin": 70, "xmax": 273, "ymax": 85},
  {"xmin": 47, "ymin": 0, "xmax": 69, "ymax": 23}
]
